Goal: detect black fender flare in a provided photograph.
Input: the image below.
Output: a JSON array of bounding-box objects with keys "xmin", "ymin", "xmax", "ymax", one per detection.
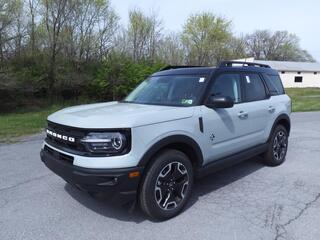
[
  {"xmin": 138, "ymin": 135, "xmax": 204, "ymax": 167},
  {"xmin": 268, "ymin": 113, "xmax": 291, "ymax": 141}
]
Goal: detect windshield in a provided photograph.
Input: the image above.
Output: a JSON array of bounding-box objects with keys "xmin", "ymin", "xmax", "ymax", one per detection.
[{"xmin": 124, "ymin": 75, "xmax": 207, "ymax": 106}]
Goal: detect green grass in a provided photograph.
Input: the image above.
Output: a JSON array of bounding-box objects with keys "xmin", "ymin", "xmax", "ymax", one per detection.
[
  {"xmin": 0, "ymin": 105, "xmax": 63, "ymax": 142},
  {"xmin": 0, "ymin": 88, "xmax": 319, "ymax": 142},
  {"xmin": 285, "ymin": 88, "xmax": 320, "ymax": 112}
]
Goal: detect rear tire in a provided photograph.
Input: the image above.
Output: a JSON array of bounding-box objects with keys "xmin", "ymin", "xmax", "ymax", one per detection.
[
  {"xmin": 263, "ymin": 125, "xmax": 288, "ymax": 166},
  {"xmin": 139, "ymin": 149, "xmax": 194, "ymax": 220}
]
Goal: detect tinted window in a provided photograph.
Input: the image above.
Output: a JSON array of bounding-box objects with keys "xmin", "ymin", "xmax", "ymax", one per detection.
[
  {"xmin": 243, "ymin": 73, "xmax": 267, "ymax": 102},
  {"xmin": 265, "ymin": 74, "xmax": 285, "ymax": 95},
  {"xmin": 210, "ymin": 74, "xmax": 242, "ymax": 103}
]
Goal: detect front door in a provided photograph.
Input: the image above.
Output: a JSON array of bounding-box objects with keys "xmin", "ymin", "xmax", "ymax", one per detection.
[{"xmin": 200, "ymin": 73, "xmax": 249, "ymax": 164}]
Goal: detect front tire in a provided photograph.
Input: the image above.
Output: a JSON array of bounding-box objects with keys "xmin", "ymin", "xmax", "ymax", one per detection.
[
  {"xmin": 263, "ymin": 125, "xmax": 288, "ymax": 166},
  {"xmin": 139, "ymin": 149, "xmax": 194, "ymax": 220}
]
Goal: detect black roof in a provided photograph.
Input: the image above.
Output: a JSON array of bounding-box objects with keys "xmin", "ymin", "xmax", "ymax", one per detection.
[{"xmin": 152, "ymin": 61, "xmax": 278, "ymax": 77}]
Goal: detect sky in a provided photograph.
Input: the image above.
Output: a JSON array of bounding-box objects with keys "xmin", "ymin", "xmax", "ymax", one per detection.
[{"xmin": 111, "ymin": 0, "xmax": 320, "ymax": 62}]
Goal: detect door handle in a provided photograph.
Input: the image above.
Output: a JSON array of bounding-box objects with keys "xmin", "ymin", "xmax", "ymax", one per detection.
[
  {"xmin": 268, "ymin": 106, "xmax": 276, "ymax": 113},
  {"xmin": 238, "ymin": 111, "xmax": 248, "ymax": 119}
]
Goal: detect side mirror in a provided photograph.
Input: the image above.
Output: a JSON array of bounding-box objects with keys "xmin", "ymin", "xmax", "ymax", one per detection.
[{"xmin": 205, "ymin": 95, "xmax": 234, "ymax": 109}]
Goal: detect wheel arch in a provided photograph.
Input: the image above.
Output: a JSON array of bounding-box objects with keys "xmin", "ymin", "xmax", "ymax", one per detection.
[
  {"xmin": 138, "ymin": 135, "xmax": 204, "ymax": 169},
  {"xmin": 268, "ymin": 114, "xmax": 291, "ymax": 141}
]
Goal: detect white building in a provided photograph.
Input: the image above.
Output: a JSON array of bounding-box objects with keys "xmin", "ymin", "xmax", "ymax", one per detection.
[{"xmin": 237, "ymin": 58, "xmax": 320, "ymax": 88}]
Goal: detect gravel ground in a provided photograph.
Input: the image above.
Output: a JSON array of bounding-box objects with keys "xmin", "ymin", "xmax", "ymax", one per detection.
[{"xmin": 0, "ymin": 112, "xmax": 319, "ymax": 240}]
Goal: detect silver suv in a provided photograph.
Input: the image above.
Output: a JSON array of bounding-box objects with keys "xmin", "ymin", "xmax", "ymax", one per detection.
[{"xmin": 41, "ymin": 61, "xmax": 291, "ymax": 220}]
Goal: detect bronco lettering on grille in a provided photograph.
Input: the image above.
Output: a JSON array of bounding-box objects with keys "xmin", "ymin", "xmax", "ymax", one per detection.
[{"xmin": 46, "ymin": 129, "xmax": 75, "ymax": 143}]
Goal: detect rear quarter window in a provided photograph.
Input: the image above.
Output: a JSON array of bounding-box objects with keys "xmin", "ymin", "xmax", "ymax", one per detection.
[{"xmin": 264, "ymin": 74, "xmax": 285, "ymax": 95}]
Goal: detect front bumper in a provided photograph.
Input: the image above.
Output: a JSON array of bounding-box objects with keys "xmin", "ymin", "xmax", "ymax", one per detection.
[{"xmin": 40, "ymin": 147, "xmax": 144, "ymax": 203}]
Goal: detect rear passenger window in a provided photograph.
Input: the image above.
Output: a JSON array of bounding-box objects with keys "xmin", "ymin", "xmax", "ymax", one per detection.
[
  {"xmin": 243, "ymin": 74, "xmax": 267, "ymax": 102},
  {"xmin": 265, "ymin": 74, "xmax": 285, "ymax": 95},
  {"xmin": 210, "ymin": 73, "xmax": 242, "ymax": 103}
]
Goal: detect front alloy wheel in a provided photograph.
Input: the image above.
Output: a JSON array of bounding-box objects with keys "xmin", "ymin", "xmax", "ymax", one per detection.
[
  {"xmin": 139, "ymin": 149, "xmax": 193, "ymax": 220},
  {"xmin": 155, "ymin": 162, "xmax": 190, "ymax": 210}
]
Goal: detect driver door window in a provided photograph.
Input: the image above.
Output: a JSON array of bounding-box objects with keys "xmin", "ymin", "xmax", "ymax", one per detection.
[{"xmin": 210, "ymin": 73, "xmax": 242, "ymax": 103}]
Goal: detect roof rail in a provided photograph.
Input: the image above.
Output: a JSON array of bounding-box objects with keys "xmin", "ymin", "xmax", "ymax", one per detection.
[
  {"xmin": 160, "ymin": 65, "xmax": 206, "ymax": 71},
  {"xmin": 219, "ymin": 61, "xmax": 271, "ymax": 68}
]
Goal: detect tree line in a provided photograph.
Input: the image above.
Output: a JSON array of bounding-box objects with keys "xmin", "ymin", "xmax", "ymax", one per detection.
[{"xmin": 0, "ymin": 0, "xmax": 314, "ymax": 112}]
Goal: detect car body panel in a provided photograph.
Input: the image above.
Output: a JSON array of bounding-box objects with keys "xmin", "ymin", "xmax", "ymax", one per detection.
[
  {"xmin": 261, "ymin": 94, "xmax": 292, "ymax": 142},
  {"xmin": 199, "ymin": 103, "xmax": 266, "ymax": 164},
  {"xmin": 48, "ymin": 101, "xmax": 195, "ymax": 129}
]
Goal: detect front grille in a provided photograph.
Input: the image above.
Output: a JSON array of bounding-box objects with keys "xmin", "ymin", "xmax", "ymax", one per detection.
[
  {"xmin": 44, "ymin": 145, "xmax": 74, "ymax": 164},
  {"xmin": 46, "ymin": 121, "xmax": 87, "ymax": 153}
]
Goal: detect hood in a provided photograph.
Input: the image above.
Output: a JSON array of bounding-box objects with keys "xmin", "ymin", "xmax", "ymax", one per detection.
[{"xmin": 47, "ymin": 101, "xmax": 195, "ymax": 129}]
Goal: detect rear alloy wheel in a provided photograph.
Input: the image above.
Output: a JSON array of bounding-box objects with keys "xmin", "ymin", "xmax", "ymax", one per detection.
[
  {"xmin": 272, "ymin": 130, "xmax": 287, "ymax": 162},
  {"xmin": 263, "ymin": 125, "xmax": 288, "ymax": 166},
  {"xmin": 139, "ymin": 149, "xmax": 193, "ymax": 220}
]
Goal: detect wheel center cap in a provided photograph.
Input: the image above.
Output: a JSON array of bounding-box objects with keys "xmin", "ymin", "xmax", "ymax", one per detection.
[{"xmin": 168, "ymin": 182, "xmax": 174, "ymax": 187}]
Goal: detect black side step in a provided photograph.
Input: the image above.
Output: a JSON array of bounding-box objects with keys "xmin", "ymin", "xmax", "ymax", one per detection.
[{"xmin": 196, "ymin": 143, "xmax": 268, "ymax": 178}]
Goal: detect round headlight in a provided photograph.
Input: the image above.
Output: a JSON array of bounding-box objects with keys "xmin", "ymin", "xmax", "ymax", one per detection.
[
  {"xmin": 111, "ymin": 133, "xmax": 123, "ymax": 150},
  {"xmin": 81, "ymin": 132, "xmax": 127, "ymax": 154}
]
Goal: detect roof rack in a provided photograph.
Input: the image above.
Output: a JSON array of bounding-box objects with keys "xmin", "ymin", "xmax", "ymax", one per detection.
[
  {"xmin": 219, "ymin": 61, "xmax": 271, "ymax": 68},
  {"xmin": 160, "ymin": 65, "xmax": 206, "ymax": 71}
]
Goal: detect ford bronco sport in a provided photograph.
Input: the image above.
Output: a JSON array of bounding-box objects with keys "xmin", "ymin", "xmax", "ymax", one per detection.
[{"xmin": 41, "ymin": 61, "xmax": 291, "ymax": 220}]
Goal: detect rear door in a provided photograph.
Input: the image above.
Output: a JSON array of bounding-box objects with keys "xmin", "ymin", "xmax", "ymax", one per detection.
[
  {"xmin": 240, "ymin": 72, "xmax": 271, "ymax": 145},
  {"xmin": 262, "ymin": 73, "xmax": 290, "ymax": 140}
]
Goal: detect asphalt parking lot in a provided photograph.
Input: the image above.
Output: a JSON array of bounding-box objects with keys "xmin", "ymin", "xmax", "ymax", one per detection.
[{"xmin": 0, "ymin": 112, "xmax": 319, "ymax": 240}]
